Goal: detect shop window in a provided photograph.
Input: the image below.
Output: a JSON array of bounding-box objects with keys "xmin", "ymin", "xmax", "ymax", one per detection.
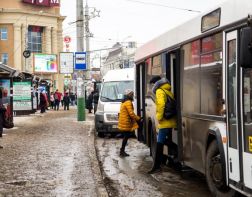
[
  {"xmin": 0, "ymin": 28, "xmax": 7, "ymax": 40},
  {"xmin": 1, "ymin": 53, "xmax": 8, "ymax": 65},
  {"xmin": 182, "ymin": 40, "xmax": 200, "ymax": 113},
  {"xmin": 28, "ymin": 26, "xmax": 43, "ymax": 53}
]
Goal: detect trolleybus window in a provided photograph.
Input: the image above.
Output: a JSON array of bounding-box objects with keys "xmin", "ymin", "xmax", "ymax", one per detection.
[
  {"xmin": 200, "ymin": 33, "xmax": 223, "ymax": 116},
  {"xmin": 227, "ymin": 39, "xmax": 238, "ymax": 149},
  {"xmin": 243, "ymin": 68, "xmax": 252, "ymax": 153},
  {"xmin": 182, "ymin": 40, "xmax": 200, "ymax": 113},
  {"xmin": 146, "ymin": 58, "xmax": 153, "ymax": 96}
]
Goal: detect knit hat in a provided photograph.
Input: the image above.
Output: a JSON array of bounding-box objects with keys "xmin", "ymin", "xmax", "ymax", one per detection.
[
  {"xmin": 149, "ymin": 76, "xmax": 161, "ymax": 84},
  {"xmin": 124, "ymin": 89, "xmax": 134, "ymax": 96}
]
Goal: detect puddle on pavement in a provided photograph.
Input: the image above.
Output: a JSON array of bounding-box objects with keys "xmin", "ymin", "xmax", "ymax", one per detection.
[{"xmin": 96, "ymin": 138, "xmax": 211, "ymax": 197}]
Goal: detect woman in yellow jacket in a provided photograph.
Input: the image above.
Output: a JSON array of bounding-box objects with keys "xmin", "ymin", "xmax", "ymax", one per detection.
[
  {"xmin": 148, "ymin": 76, "xmax": 177, "ymax": 173},
  {"xmin": 118, "ymin": 89, "xmax": 141, "ymax": 157}
]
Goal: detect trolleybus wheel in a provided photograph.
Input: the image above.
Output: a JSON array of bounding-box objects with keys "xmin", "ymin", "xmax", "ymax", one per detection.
[{"xmin": 206, "ymin": 140, "xmax": 235, "ymax": 197}]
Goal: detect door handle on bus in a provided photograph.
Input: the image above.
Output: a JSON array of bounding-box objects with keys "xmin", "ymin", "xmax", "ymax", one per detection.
[
  {"xmin": 182, "ymin": 122, "xmax": 185, "ymax": 127},
  {"xmin": 145, "ymin": 103, "xmax": 147, "ymax": 107}
]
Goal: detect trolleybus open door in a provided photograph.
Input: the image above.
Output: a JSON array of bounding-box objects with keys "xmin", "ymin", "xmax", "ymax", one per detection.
[{"xmin": 226, "ymin": 26, "xmax": 252, "ymax": 194}]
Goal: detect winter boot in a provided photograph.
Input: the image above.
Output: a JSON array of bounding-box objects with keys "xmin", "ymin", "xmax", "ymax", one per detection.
[
  {"xmin": 148, "ymin": 142, "xmax": 164, "ymax": 174},
  {"xmin": 120, "ymin": 149, "xmax": 130, "ymax": 157}
]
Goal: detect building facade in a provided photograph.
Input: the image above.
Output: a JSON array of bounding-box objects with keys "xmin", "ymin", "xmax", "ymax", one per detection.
[
  {"xmin": 0, "ymin": 0, "xmax": 65, "ymax": 91},
  {"xmin": 101, "ymin": 42, "xmax": 137, "ymax": 76}
]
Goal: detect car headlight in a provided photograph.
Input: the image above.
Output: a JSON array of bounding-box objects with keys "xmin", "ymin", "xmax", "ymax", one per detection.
[{"xmin": 105, "ymin": 113, "xmax": 118, "ymax": 122}]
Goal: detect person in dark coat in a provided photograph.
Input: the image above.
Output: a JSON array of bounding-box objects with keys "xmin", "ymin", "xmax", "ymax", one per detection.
[
  {"xmin": 93, "ymin": 90, "xmax": 99, "ymax": 114},
  {"xmin": 63, "ymin": 92, "xmax": 70, "ymax": 110},
  {"xmin": 70, "ymin": 92, "xmax": 75, "ymax": 106},
  {"xmin": 39, "ymin": 92, "xmax": 47, "ymax": 113},
  {"xmin": 86, "ymin": 91, "xmax": 93, "ymax": 113}
]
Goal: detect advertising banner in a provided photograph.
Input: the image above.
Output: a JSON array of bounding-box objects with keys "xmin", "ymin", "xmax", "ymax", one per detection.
[
  {"xmin": 0, "ymin": 79, "xmax": 12, "ymax": 120},
  {"xmin": 22, "ymin": 0, "xmax": 60, "ymax": 7},
  {"xmin": 13, "ymin": 81, "xmax": 32, "ymax": 111},
  {"xmin": 60, "ymin": 52, "xmax": 74, "ymax": 74},
  {"xmin": 36, "ymin": 0, "xmax": 49, "ymax": 6},
  {"xmin": 34, "ymin": 54, "xmax": 58, "ymax": 73},
  {"xmin": 75, "ymin": 52, "xmax": 87, "ymax": 70}
]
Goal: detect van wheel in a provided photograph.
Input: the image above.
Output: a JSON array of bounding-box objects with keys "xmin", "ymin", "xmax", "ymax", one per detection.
[
  {"xmin": 206, "ymin": 140, "xmax": 235, "ymax": 196},
  {"xmin": 97, "ymin": 132, "xmax": 104, "ymax": 138},
  {"xmin": 150, "ymin": 126, "xmax": 157, "ymax": 160}
]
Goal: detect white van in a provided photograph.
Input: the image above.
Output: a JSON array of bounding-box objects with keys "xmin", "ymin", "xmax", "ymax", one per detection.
[{"xmin": 95, "ymin": 68, "xmax": 135, "ymax": 137}]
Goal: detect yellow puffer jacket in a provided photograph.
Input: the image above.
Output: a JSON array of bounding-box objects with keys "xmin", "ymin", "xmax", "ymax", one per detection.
[
  {"xmin": 156, "ymin": 83, "xmax": 177, "ymax": 129},
  {"xmin": 118, "ymin": 99, "xmax": 140, "ymax": 132}
]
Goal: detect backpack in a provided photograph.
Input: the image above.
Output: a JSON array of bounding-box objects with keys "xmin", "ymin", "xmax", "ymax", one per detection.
[{"xmin": 160, "ymin": 88, "xmax": 177, "ymax": 119}]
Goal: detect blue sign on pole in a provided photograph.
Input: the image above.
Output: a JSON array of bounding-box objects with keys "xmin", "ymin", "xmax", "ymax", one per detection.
[{"xmin": 75, "ymin": 52, "xmax": 87, "ymax": 70}]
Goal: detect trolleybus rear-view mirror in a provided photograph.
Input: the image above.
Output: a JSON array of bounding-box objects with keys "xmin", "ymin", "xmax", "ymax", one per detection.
[{"xmin": 240, "ymin": 27, "xmax": 252, "ymax": 68}]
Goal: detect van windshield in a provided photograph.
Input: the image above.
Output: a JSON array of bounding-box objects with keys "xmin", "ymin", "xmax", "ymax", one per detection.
[{"xmin": 100, "ymin": 81, "xmax": 134, "ymax": 102}]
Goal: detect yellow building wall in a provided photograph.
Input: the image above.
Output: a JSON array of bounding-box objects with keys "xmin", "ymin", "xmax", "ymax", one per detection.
[
  {"xmin": 0, "ymin": 24, "xmax": 14, "ymax": 66},
  {"xmin": 0, "ymin": 0, "xmax": 65, "ymax": 92}
]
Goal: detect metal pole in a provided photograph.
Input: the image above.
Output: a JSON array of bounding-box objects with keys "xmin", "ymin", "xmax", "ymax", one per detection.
[
  {"xmin": 76, "ymin": 0, "xmax": 85, "ymax": 121},
  {"xmin": 76, "ymin": 0, "xmax": 84, "ymax": 52},
  {"xmin": 85, "ymin": 2, "xmax": 90, "ymax": 79}
]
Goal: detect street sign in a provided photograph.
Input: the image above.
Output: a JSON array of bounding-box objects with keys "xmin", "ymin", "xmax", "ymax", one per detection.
[
  {"xmin": 23, "ymin": 50, "xmax": 31, "ymax": 58},
  {"xmin": 75, "ymin": 52, "xmax": 87, "ymax": 70},
  {"xmin": 64, "ymin": 36, "xmax": 71, "ymax": 43}
]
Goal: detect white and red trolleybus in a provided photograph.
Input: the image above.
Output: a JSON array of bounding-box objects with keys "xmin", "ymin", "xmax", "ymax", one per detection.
[{"xmin": 134, "ymin": 0, "xmax": 252, "ymax": 196}]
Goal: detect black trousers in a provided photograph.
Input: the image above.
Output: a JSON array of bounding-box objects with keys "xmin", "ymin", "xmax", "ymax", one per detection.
[{"xmin": 120, "ymin": 131, "xmax": 132, "ymax": 152}]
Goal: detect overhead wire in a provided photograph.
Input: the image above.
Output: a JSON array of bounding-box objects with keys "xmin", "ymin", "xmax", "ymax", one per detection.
[{"xmin": 123, "ymin": 0, "xmax": 201, "ymax": 13}]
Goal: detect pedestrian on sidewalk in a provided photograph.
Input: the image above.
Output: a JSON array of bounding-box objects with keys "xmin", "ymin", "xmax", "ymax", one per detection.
[
  {"xmin": 118, "ymin": 89, "xmax": 141, "ymax": 157},
  {"xmin": 50, "ymin": 92, "xmax": 55, "ymax": 109},
  {"xmin": 54, "ymin": 89, "xmax": 61, "ymax": 111},
  {"xmin": 93, "ymin": 89, "xmax": 99, "ymax": 114},
  {"xmin": 63, "ymin": 92, "xmax": 70, "ymax": 110},
  {"xmin": 86, "ymin": 91, "xmax": 93, "ymax": 113},
  {"xmin": 148, "ymin": 76, "xmax": 177, "ymax": 174},
  {"xmin": 39, "ymin": 91, "xmax": 47, "ymax": 113}
]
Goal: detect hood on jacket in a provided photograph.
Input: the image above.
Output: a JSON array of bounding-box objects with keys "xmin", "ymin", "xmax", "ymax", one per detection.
[{"xmin": 152, "ymin": 78, "xmax": 171, "ymax": 94}]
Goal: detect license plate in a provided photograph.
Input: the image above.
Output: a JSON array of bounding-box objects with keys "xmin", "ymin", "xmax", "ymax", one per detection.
[{"xmin": 112, "ymin": 125, "xmax": 118, "ymax": 128}]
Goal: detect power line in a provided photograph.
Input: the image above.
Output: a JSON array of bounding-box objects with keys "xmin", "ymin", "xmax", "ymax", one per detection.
[{"xmin": 124, "ymin": 0, "xmax": 201, "ymax": 13}]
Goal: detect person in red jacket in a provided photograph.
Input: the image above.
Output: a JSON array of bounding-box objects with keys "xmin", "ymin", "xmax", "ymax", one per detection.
[{"xmin": 54, "ymin": 89, "xmax": 61, "ymax": 111}]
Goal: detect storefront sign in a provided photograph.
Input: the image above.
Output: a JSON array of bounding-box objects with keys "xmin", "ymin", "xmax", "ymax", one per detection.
[
  {"xmin": 13, "ymin": 81, "xmax": 32, "ymax": 111},
  {"xmin": 60, "ymin": 52, "xmax": 74, "ymax": 74},
  {"xmin": 22, "ymin": 0, "xmax": 60, "ymax": 7}
]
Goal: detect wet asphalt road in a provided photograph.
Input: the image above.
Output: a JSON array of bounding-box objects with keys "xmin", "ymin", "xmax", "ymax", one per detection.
[
  {"xmin": 0, "ymin": 107, "xmax": 107, "ymax": 197},
  {"xmin": 0, "ymin": 107, "xmax": 212, "ymax": 197},
  {"xmin": 95, "ymin": 136, "xmax": 212, "ymax": 197}
]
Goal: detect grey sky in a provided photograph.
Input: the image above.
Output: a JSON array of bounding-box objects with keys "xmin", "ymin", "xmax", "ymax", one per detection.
[{"xmin": 61, "ymin": 0, "xmax": 226, "ymax": 52}]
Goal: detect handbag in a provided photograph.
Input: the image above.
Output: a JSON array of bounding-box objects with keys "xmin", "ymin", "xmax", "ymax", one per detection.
[{"xmin": 160, "ymin": 89, "xmax": 177, "ymax": 119}]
